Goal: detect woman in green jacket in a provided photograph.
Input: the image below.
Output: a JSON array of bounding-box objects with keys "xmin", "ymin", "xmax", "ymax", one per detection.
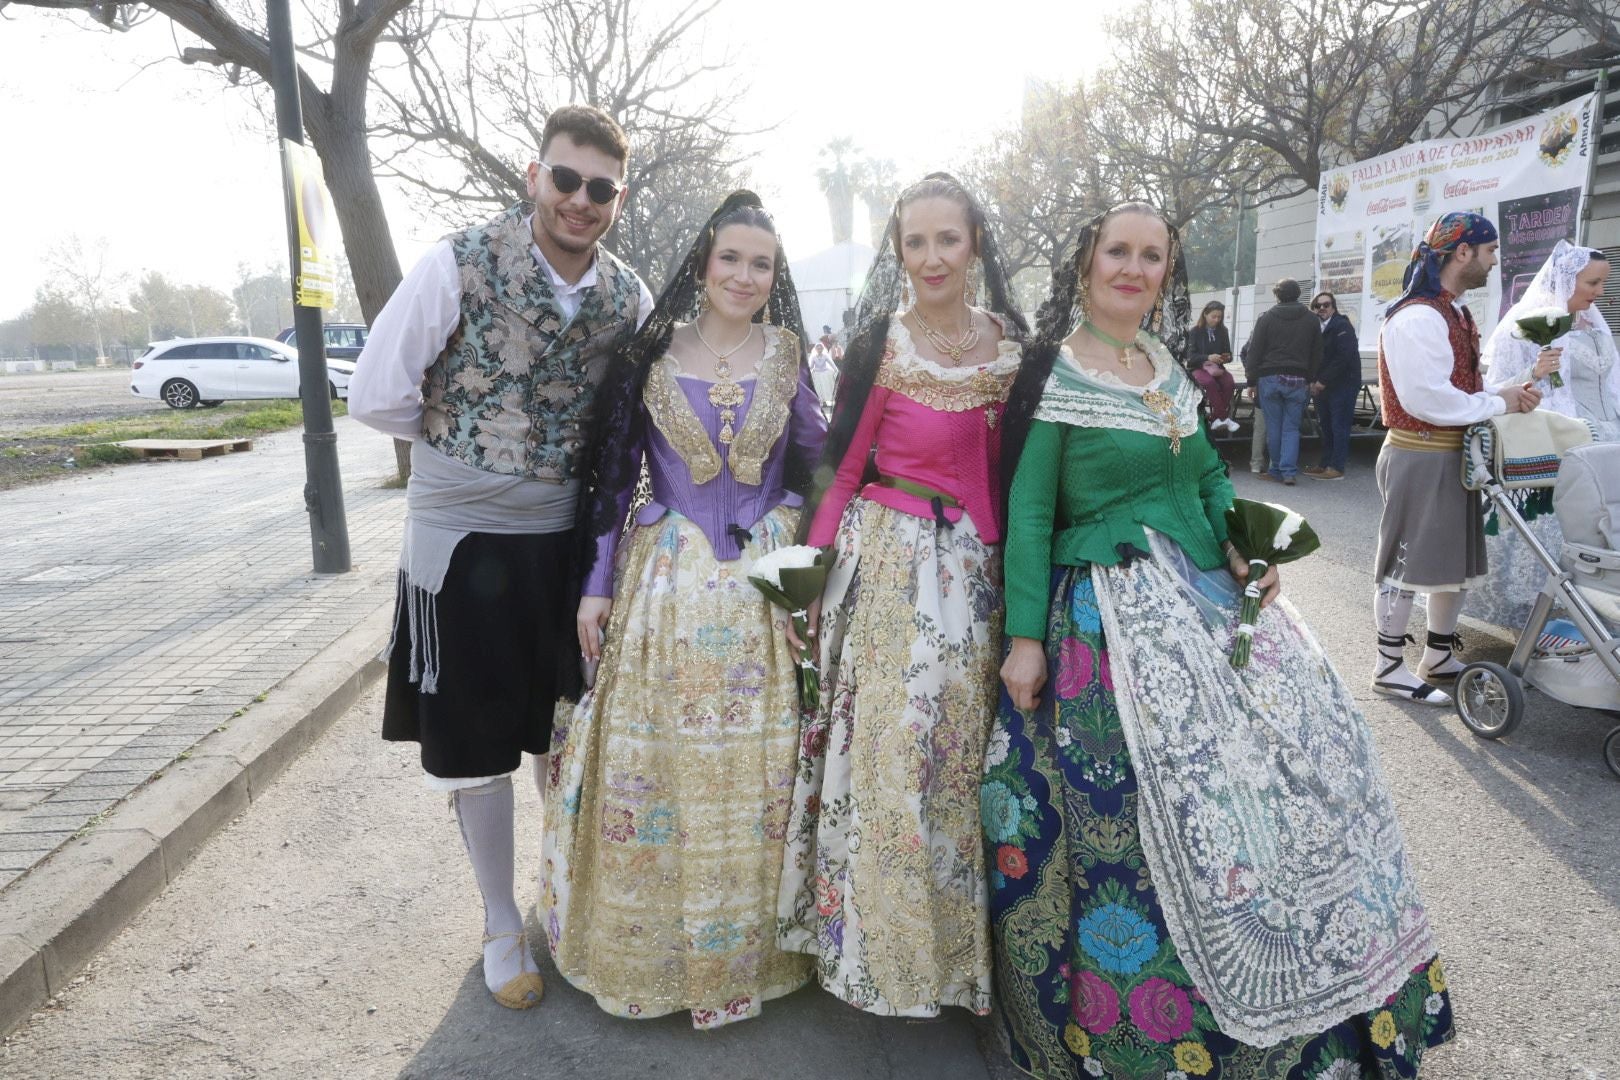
[{"xmin": 984, "ymin": 202, "xmax": 1454, "ymax": 1079}]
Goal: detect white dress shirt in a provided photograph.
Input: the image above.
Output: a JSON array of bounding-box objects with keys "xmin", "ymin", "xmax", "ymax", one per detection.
[
  {"xmin": 348, "ymin": 218, "xmax": 654, "ymax": 440},
  {"xmin": 1380, "ymin": 302, "xmax": 1506, "ymax": 427}
]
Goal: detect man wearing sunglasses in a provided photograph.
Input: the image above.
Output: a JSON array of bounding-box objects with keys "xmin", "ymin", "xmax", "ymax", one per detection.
[
  {"xmin": 349, "ymin": 103, "xmax": 653, "ymax": 1013},
  {"xmin": 1303, "ymin": 293, "xmax": 1362, "ymax": 480}
]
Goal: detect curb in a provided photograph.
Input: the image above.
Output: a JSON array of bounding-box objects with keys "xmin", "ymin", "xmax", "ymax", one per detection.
[{"xmin": 0, "ymin": 603, "xmax": 392, "ymax": 1036}]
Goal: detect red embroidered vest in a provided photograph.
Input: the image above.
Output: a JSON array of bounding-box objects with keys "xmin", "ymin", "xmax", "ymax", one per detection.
[{"xmin": 1377, "ymin": 292, "xmax": 1482, "ymax": 434}]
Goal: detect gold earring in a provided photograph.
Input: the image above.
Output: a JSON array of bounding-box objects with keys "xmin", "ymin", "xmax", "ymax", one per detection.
[
  {"xmin": 965, "ymin": 259, "xmax": 981, "ymax": 307},
  {"xmin": 901, "ymin": 273, "xmax": 914, "ymax": 309},
  {"xmin": 1151, "ymin": 292, "xmax": 1164, "ymax": 333},
  {"xmin": 698, "ymin": 285, "xmax": 711, "ymax": 315},
  {"xmin": 761, "ymin": 299, "xmax": 772, "ymax": 325},
  {"xmin": 1077, "ymin": 274, "xmax": 1090, "ymax": 321}
]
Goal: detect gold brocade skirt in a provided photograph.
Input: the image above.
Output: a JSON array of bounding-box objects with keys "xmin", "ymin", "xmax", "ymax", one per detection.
[
  {"xmin": 541, "ymin": 506, "xmax": 812, "ymax": 1028},
  {"xmin": 777, "ymin": 497, "xmax": 1000, "ymax": 1017}
]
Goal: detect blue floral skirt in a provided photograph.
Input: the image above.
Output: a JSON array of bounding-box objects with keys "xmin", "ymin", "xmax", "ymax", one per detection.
[{"xmin": 982, "ymin": 566, "xmax": 1455, "ymax": 1079}]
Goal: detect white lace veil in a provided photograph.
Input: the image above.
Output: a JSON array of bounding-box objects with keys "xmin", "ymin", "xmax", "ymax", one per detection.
[{"xmin": 1483, "ymin": 240, "xmax": 1615, "ymax": 418}]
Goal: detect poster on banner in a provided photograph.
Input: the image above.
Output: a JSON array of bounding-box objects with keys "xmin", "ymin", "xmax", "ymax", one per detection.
[
  {"xmin": 281, "ymin": 139, "xmax": 338, "ymax": 310},
  {"xmin": 1316, "ymin": 93, "xmax": 1596, "ymax": 353}
]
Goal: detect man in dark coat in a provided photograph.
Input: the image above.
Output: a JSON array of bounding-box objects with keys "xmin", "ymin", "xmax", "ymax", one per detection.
[
  {"xmin": 1243, "ymin": 278, "xmax": 1322, "ymax": 484},
  {"xmin": 1304, "ymin": 292, "xmax": 1362, "ymax": 479}
]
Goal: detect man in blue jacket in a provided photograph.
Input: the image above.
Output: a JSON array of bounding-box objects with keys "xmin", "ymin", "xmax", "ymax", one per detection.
[{"xmin": 1304, "ymin": 292, "xmax": 1362, "ymax": 479}]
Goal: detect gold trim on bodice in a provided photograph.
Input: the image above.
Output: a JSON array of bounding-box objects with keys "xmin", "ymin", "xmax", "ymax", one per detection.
[
  {"xmin": 874, "ymin": 318, "xmax": 1019, "ymax": 413},
  {"xmin": 643, "ymin": 324, "xmax": 801, "ymax": 485}
]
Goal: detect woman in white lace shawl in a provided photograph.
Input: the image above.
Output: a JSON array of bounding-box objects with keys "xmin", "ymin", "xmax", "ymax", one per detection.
[
  {"xmin": 1484, "ymin": 240, "xmax": 1617, "ymax": 439},
  {"xmin": 1469, "ymin": 242, "xmax": 1616, "ymax": 629}
]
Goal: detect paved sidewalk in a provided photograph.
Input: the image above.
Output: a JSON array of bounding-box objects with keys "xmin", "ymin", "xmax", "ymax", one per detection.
[{"xmin": 0, "ymin": 417, "xmax": 405, "ymax": 888}]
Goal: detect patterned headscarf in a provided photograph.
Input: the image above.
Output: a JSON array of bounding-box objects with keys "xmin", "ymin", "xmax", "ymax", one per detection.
[{"xmin": 1390, "ymin": 211, "xmax": 1499, "ymax": 311}]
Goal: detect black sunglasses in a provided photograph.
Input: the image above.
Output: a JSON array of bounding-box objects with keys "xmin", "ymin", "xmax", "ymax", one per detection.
[
  {"xmin": 1311, "ymin": 301, "xmax": 1334, "ymax": 311},
  {"xmin": 537, "ymin": 161, "xmax": 623, "ymax": 205}
]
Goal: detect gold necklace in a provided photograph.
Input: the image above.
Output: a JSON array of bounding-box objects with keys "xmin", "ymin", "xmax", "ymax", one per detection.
[
  {"xmin": 910, "ymin": 305, "xmax": 980, "ymax": 364},
  {"xmin": 694, "ymin": 319, "xmax": 753, "ymax": 445},
  {"xmin": 693, "ymin": 317, "xmax": 753, "ymax": 361}
]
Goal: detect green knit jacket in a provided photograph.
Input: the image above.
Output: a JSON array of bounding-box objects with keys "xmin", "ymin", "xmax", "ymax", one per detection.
[{"xmin": 1003, "ymin": 419, "xmax": 1235, "ymax": 640}]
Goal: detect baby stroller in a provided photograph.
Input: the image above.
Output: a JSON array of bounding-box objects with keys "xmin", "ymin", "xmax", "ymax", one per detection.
[{"xmin": 1458, "ymin": 413, "xmax": 1620, "ymax": 777}]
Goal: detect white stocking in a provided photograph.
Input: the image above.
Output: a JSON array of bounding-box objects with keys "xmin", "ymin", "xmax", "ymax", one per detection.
[
  {"xmin": 1372, "ymin": 586, "xmax": 1423, "ymax": 686},
  {"xmin": 452, "ymin": 775, "xmax": 540, "ymax": 993},
  {"xmin": 1422, "ymin": 590, "xmax": 1467, "ymax": 676}
]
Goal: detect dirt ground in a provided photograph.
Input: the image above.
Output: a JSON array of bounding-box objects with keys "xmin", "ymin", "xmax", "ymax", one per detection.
[{"xmin": 0, "ymin": 368, "xmax": 171, "ymax": 488}]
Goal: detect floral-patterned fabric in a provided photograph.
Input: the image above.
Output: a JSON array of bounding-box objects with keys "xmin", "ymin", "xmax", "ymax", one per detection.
[
  {"xmin": 542, "ymin": 505, "xmax": 812, "ymax": 1029},
  {"xmin": 778, "ymin": 497, "xmax": 1000, "ymax": 1016},
  {"xmin": 421, "ymin": 203, "xmax": 643, "ymax": 481},
  {"xmin": 984, "ymin": 566, "xmax": 1455, "ymax": 1078}
]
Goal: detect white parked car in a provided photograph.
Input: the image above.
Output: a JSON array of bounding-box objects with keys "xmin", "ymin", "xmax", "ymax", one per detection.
[{"xmin": 129, "ymin": 336, "xmax": 355, "ymax": 410}]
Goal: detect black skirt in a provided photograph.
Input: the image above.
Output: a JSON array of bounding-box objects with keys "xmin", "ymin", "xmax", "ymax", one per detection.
[{"xmin": 382, "ymin": 529, "xmax": 580, "ymax": 778}]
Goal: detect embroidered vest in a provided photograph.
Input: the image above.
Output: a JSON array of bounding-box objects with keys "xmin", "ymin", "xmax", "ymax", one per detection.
[
  {"xmin": 420, "ymin": 204, "xmax": 644, "ymax": 481},
  {"xmin": 1378, "ymin": 292, "xmax": 1482, "ymax": 435}
]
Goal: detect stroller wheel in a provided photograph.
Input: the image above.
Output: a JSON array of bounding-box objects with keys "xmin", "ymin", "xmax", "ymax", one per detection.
[
  {"xmin": 1453, "ymin": 662, "xmax": 1524, "ymax": 739},
  {"xmin": 1604, "ymin": 727, "xmax": 1620, "ymax": 780}
]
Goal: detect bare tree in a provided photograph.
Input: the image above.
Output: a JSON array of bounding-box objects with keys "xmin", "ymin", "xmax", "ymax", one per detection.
[
  {"xmin": 371, "ymin": 0, "xmax": 750, "ymax": 289},
  {"xmin": 3, "ymin": 0, "xmax": 412, "ymax": 323},
  {"xmin": 1523, "ymin": 0, "xmax": 1620, "ymax": 61},
  {"xmin": 959, "ymin": 88, "xmax": 1109, "ymax": 310},
  {"xmin": 1107, "ymin": 0, "xmax": 1571, "ymax": 198},
  {"xmin": 49, "ymin": 234, "xmax": 122, "ymax": 360}
]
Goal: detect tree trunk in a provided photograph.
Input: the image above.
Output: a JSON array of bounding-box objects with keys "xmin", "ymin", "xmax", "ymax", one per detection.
[{"xmin": 305, "ymin": 101, "xmax": 413, "ymax": 480}]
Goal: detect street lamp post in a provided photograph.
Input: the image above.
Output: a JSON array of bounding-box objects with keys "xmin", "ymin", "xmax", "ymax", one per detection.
[{"xmin": 268, "ymin": 0, "xmax": 351, "ymax": 574}]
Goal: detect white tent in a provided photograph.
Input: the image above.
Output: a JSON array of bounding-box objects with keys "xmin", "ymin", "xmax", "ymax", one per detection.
[{"xmin": 790, "ymin": 241, "xmax": 876, "ymax": 343}]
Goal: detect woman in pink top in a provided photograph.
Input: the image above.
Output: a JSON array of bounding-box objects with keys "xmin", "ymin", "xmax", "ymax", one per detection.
[{"xmin": 776, "ymin": 174, "xmax": 1028, "ymax": 1016}]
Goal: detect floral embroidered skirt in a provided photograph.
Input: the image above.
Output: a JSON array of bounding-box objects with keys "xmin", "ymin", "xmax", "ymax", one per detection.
[
  {"xmin": 777, "ymin": 497, "xmax": 1001, "ymax": 1016},
  {"xmin": 982, "ymin": 566, "xmax": 1455, "ymax": 1079},
  {"xmin": 541, "ymin": 506, "xmax": 812, "ymax": 1029}
]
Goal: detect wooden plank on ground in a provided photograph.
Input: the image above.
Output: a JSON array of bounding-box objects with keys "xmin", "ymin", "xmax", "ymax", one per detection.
[{"xmin": 116, "ymin": 439, "xmax": 254, "ymax": 461}]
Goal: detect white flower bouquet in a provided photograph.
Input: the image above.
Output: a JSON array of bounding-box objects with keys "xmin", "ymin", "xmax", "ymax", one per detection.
[
  {"xmin": 748, "ymin": 545, "xmax": 828, "ymax": 710},
  {"xmin": 1511, "ymin": 305, "xmax": 1573, "ymax": 388},
  {"xmin": 1224, "ymin": 499, "xmax": 1321, "ymax": 669}
]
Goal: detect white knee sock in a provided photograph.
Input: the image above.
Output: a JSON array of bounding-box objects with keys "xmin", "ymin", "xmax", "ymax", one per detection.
[
  {"xmin": 452, "ymin": 775, "xmax": 539, "ymax": 993},
  {"xmin": 1421, "ymin": 591, "xmax": 1466, "ymax": 676},
  {"xmin": 1373, "ymin": 586, "xmax": 1425, "ymax": 690}
]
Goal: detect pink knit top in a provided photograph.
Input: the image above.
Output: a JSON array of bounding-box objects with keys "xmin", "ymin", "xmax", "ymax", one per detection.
[{"xmin": 806, "ymin": 319, "xmax": 1021, "ymax": 546}]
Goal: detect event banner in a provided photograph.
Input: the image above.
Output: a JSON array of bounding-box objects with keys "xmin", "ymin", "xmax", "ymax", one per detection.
[{"xmin": 1316, "ymin": 93, "xmax": 1596, "ymax": 352}]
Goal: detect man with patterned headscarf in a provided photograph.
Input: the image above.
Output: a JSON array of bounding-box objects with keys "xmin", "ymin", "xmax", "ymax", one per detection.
[
  {"xmin": 1371, "ymin": 211, "xmax": 1541, "ymax": 704},
  {"xmin": 349, "ymin": 104, "xmax": 653, "ymax": 1010}
]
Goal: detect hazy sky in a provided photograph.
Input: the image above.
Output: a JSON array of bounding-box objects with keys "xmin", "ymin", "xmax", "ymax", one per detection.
[{"xmin": 0, "ymin": 2, "xmax": 1110, "ymax": 321}]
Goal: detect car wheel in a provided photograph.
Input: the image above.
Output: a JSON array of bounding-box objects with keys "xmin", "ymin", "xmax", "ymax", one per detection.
[
  {"xmin": 329, "ymin": 380, "xmax": 339, "ymax": 400},
  {"xmin": 162, "ymin": 379, "xmax": 200, "ymax": 409}
]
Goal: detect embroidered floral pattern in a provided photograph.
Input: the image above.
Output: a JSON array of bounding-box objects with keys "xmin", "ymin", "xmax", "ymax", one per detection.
[
  {"xmin": 543, "ymin": 506, "xmax": 811, "ymax": 1028},
  {"xmin": 777, "ymin": 497, "xmax": 1000, "ymax": 1016},
  {"xmin": 984, "ymin": 566, "xmax": 1454, "ymax": 1079},
  {"xmin": 421, "ymin": 203, "xmax": 642, "ymax": 481},
  {"xmin": 644, "ymin": 324, "xmax": 802, "ymax": 485},
  {"xmin": 873, "ymin": 318, "xmax": 1020, "ymax": 412}
]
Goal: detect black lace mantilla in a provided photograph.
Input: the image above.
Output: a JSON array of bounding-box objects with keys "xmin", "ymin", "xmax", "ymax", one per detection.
[
  {"xmin": 569, "ymin": 189, "xmax": 813, "ymax": 631},
  {"xmin": 795, "ymin": 171, "xmax": 1031, "ymax": 543},
  {"xmin": 999, "ymin": 205, "xmax": 1194, "ymax": 513}
]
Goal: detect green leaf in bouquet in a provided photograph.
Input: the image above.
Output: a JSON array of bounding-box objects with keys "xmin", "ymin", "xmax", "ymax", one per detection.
[{"xmin": 775, "ymin": 562, "xmax": 830, "ymax": 610}]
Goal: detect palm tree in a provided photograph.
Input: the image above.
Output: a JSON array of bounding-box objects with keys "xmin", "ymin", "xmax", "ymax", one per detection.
[{"xmin": 816, "ymin": 137, "xmax": 858, "ymax": 245}]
